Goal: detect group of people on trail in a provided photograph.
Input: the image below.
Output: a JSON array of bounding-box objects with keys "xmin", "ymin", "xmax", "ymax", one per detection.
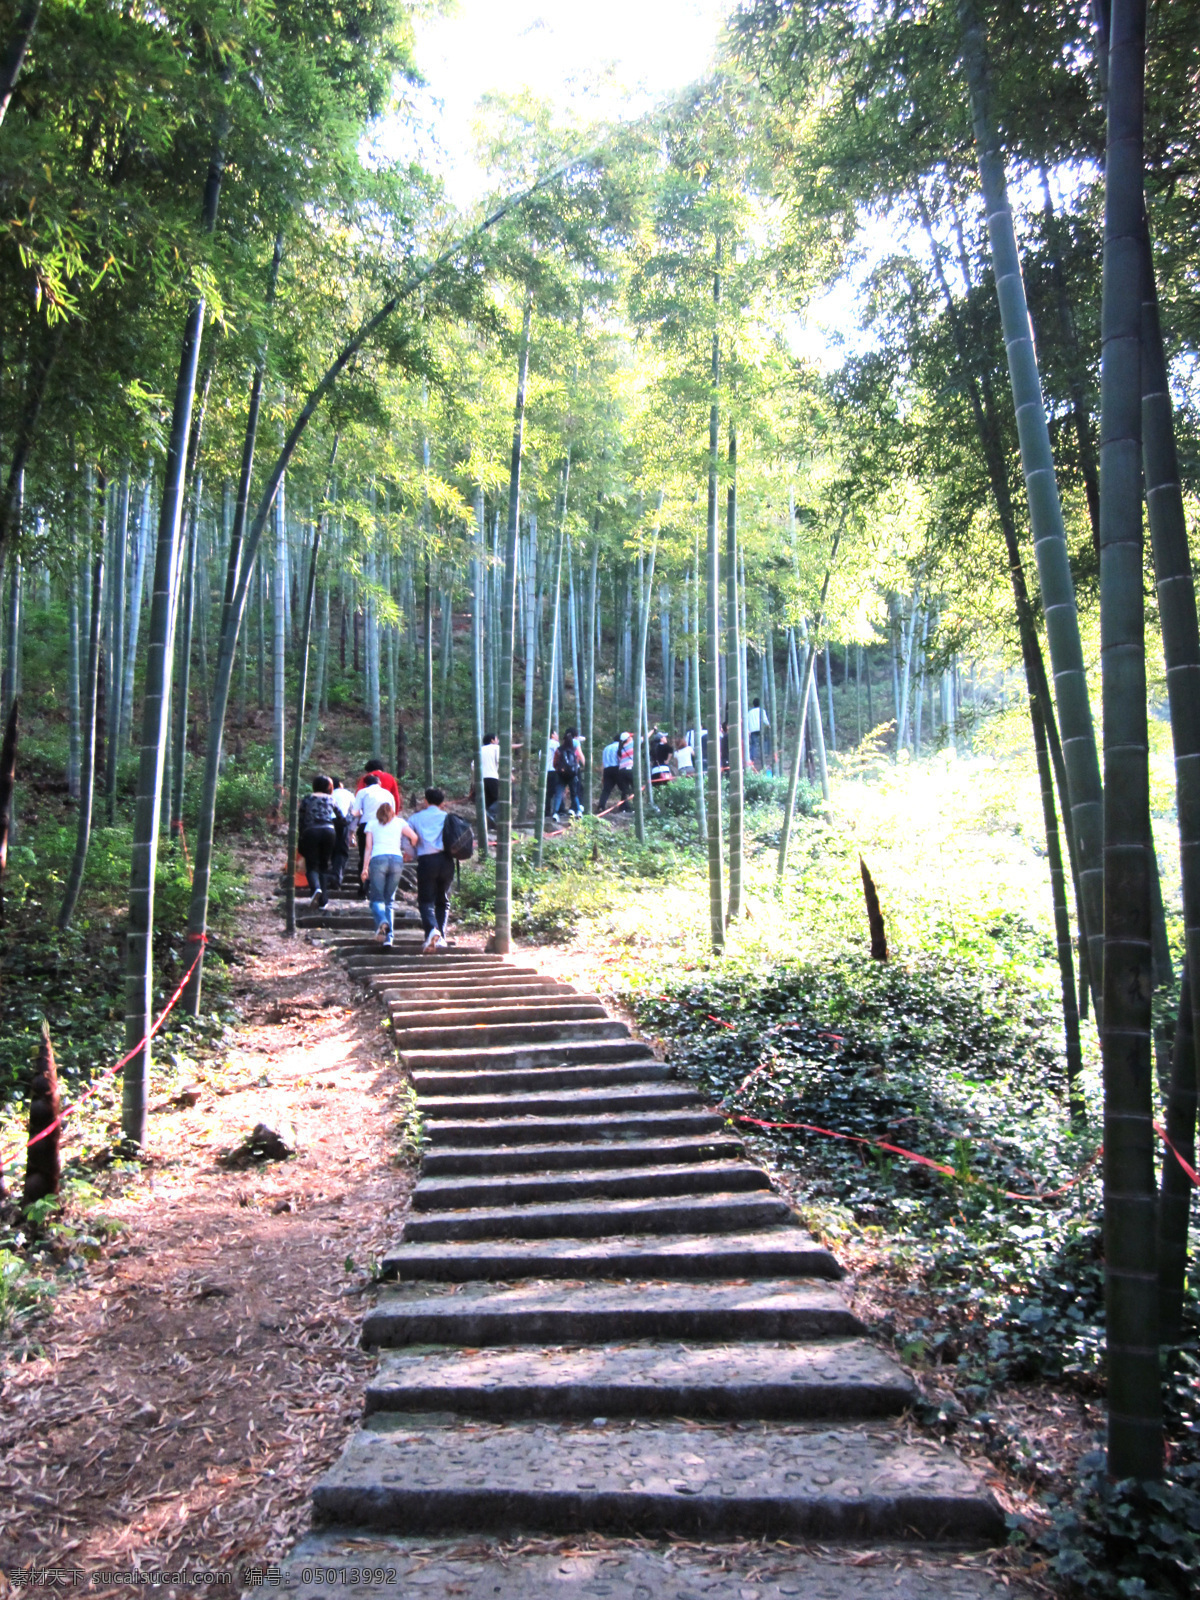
[{"xmin": 297, "ymin": 757, "xmax": 465, "ymax": 954}]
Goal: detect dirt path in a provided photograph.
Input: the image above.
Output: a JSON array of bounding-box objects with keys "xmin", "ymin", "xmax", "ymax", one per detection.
[{"xmin": 0, "ymin": 866, "xmax": 415, "ymax": 1593}]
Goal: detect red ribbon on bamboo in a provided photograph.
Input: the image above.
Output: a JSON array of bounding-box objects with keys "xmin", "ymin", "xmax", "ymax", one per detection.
[{"xmin": 0, "ymin": 937, "xmax": 207, "ymax": 1170}]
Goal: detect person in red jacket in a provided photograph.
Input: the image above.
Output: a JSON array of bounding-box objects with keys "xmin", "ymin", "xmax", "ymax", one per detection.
[{"xmin": 361, "ymin": 756, "xmax": 401, "ymax": 812}]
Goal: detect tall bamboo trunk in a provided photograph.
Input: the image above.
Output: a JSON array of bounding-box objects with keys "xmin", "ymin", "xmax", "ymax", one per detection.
[
  {"xmin": 1098, "ymin": 0, "xmax": 1160, "ymax": 1484},
  {"xmin": 1140, "ymin": 211, "xmax": 1200, "ymax": 1337},
  {"xmin": 725, "ymin": 426, "xmax": 744, "ymax": 924},
  {"xmin": 58, "ymin": 542, "xmax": 104, "ymax": 928},
  {"xmin": 122, "ymin": 134, "xmax": 226, "ymax": 1110},
  {"xmin": 471, "ymin": 486, "xmax": 490, "ymax": 858},
  {"xmin": 704, "ymin": 267, "xmax": 725, "ymax": 955},
  {"xmin": 422, "ymin": 555, "xmax": 434, "ymax": 785},
  {"xmin": 285, "ymin": 512, "xmax": 324, "ymax": 936},
  {"xmin": 301, "ymin": 583, "xmax": 329, "ymax": 761},
  {"xmin": 169, "ymin": 484, "xmax": 200, "ymax": 837},
  {"xmin": 104, "ymin": 465, "xmax": 130, "ymax": 819},
  {"xmin": 67, "ymin": 486, "xmax": 81, "ymax": 799},
  {"xmin": 632, "ymin": 496, "xmax": 662, "ymax": 846},
  {"xmin": 960, "ymin": 0, "xmax": 1105, "ymax": 1009},
  {"xmin": 517, "ymin": 516, "xmax": 538, "ymax": 823},
  {"xmin": 493, "ymin": 294, "xmax": 533, "ymax": 955},
  {"xmin": 584, "ymin": 528, "xmax": 598, "ymax": 814},
  {"xmin": 120, "ymin": 480, "xmax": 151, "ymax": 749},
  {"xmin": 691, "ymin": 542, "xmax": 707, "ymax": 848},
  {"xmin": 272, "ymin": 477, "xmax": 287, "ymax": 800},
  {"xmin": 535, "ymin": 497, "xmax": 567, "ymax": 866},
  {"xmin": 777, "ymin": 524, "xmax": 841, "ymax": 875}
]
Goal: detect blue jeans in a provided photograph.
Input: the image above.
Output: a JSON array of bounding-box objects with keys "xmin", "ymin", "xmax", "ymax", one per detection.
[{"xmin": 368, "ymin": 855, "xmax": 404, "ymax": 939}]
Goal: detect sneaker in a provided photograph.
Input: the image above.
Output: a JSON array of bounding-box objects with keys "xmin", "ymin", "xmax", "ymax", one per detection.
[
  {"xmin": 374, "ymin": 924, "xmax": 388, "ymax": 944},
  {"xmin": 421, "ymin": 928, "xmax": 438, "ymax": 954},
  {"xmin": 311, "ymin": 889, "xmax": 327, "ymax": 909},
  {"xmin": 433, "ymin": 929, "xmax": 447, "ymax": 951},
  {"xmin": 381, "ymin": 937, "xmax": 392, "ymax": 948}
]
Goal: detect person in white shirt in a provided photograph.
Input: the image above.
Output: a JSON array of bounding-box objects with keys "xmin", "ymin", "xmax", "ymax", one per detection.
[
  {"xmin": 408, "ymin": 788, "xmax": 453, "ymax": 952},
  {"xmin": 747, "ymin": 698, "xmax": 769, "ymax": 769},
  {"xmin": 598, "ymin": 735, "xmax": 621, "ymax": 812},
  {"xmin": 361, "ymin": 801, "xmax": 418, "ymax": 946},
  {"xmin": 544, "ymin": 731, "xmax": 560, "ymax": 817},
  {"xmin": 353, "ymin": 775, "xmax": 391, "ymax": 889},
  {"xmin": 474, "ymin": 734, "xmax": 501, "ymax": 826},
  {"xmin": 328, "ymin": 776, "xmax": 355, "ymax": 887},
  {"xmin": 673, "ymin": 737, "xmax": 695, "ymax": 776}
]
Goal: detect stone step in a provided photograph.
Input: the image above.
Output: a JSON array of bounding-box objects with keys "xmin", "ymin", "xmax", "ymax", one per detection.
[
  {"xmin": 411, "ymin": 1060, "xmax": 671, "ymax": 1096},
  {"xmin": 375, "ymin": 982, "xmax": 579, "ymax": 1005},
  {"xmin": 411, "ymin": 1159, "xmax": 771, "ymax": 1211},
  {"xmin": 393, "ymin": 1001, "xmax": 609, "ymax": 1032},
  {"xmin": 279, "ymin": 1533, "xmax": 1018, "ymax": 1599},
  {"xmin": 419, "ymin": 1133, "xmax": 746, "ymax": 1176},
  {"xmin": 344, "ymin": 952, "xmax": 501, "ymax": 970},
  {"xmin": 367, "ymin": 970, "xmax": 552, "ymax": 990},
  {"xmin": 403, "ymin": 1039, "xmax": 656, "ymax": 1076},
  {"xmin": 387, "ymin": 992, "xmax": 598, "ymax": 1020},
  {"xmin": 423, "ymin": 1107, "xmax": 725, "ymax": 1147},
  {"xmin": 379, "ymin": 1225, "xmax": 843, "ymax": 1282},
  {"xmin": 311, "ymin": 1420, "xmax": 1004, "ymax": 1543},
  {"xmin": 364, "ymin": 1339, "xmax": 915, "ymax": 1422},
  {"xmin": 363, "ymin": 1278, "xmax": 860, "ymax": 1347},
  {"xmin": 402, "ymin": 1190, "xmax": 795, "ymax": 1244},
  {"xmin": 393, "ymin": 1017, "xmax": 631, "ymax": 1052},
  {"xmin": 417, "ymin": 1081, "xmax": 699, "ymax": 1122}
]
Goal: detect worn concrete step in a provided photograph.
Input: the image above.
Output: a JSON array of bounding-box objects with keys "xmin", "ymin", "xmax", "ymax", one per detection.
[
  {"xmin": 417, "ymin": 1082, "xmax": 699, "ymax": 1122},
  {"xmin": 419, "ymin": 1133, "xmax": 746, "ymax": 1176},
  {"xmin": 393, "ymin": 1002, "xmax": 608, "ymax": 1032},
  {"xmin": 312, "ymin": 1420, "xmax": 1004, "ymax": 1542},
  {"xmin": 403, "ymin": 1189, "xmax": 794, "ymax": 1244},
  {"xmin": 280, "ymin": 1532, "xmax": 1020, "ymax": 1599},
  {"xmin": 364, "ymin": 1339, "xmax": 914, "ymax": 1422},
  {"xmin": 370, "ymin": 974, "xmax": 556, "ymax": 994},
  {"xmin": 380, "ymin": 1225, "xmax": 842, "ymax": 1282},
  {"xmin": 394, "ymin": 1017, "xmax": 631, "ymax": 1052},
  {"xmin": 403, "ymin": 1039, "xmax": 656, "ymax": 1076},
  {"xmin": 423, "ymin": 1107, "xmax": 724, "ymax": 1147},
  {"xmin": 363, "ymin": 1278, "xmax": 860, "ymax": 1347},
  {"xmin": 411, "ymin": 1060, "xmax": 671, "ymax": 1097},
  {"xmin": 388, "ymin": 993, "xmax": 598, "ymax": 1021},
  {"xmin": 344, "ymin": 952, "xmax": 506, "ymax": 971},
  {"xmin": 411, "ymin": 1159, "xmax": 770, "ymax": 1211}
]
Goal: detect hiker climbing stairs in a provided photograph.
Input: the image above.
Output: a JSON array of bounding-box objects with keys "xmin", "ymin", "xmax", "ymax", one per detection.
[{"xmin": 280, "ymin": 882, "xmax": 1008, "ymax": 1594}]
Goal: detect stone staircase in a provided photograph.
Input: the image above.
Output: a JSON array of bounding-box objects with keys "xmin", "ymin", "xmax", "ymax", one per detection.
[{"xmin": 280, "ymin": 890, "xmax": 1012, "ymax": 1598}]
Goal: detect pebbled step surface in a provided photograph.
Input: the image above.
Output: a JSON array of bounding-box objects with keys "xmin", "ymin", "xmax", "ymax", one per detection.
[
  {"xmin": 312, "ymin": 1420, "xmax": 1004, "ymax": 1542},
  {"xmin": 422, "ymin": 1108, "xmax": 727, "ymax": 1145},
  {"xmin": 401, "ymin": 1190, "xmax": 795, "ymax": 1243},
  {"xmin": 411, "ymin": 1060, "xmax": 672, "ymax": 1096},
  {"xmin": 362, "ymin": 1278, "xmax": 864, "ymax": 1347},
  {"xmin": 410, "ymin": 1158, "xmax": 769, "ymax": 1209},
  {"xmin": 380, "ymin": 1225, "xmax": 842, "ymax": 1282},
  {"xmin": 364, "ymin": 1339, "xmax": 915, "ymax": 1420},
  {"xmin": 419, "ymin": 1133, "xmax": 747, "ymax": 1176},
  {"xmin": 418, "ymin": 1082, "xmax": 699, "ymax": 1121},
  {"xmin": 280, "ymin": 1535, "xmax": 1021, "ymax": 1599},
  {"xmin": 403, "ymin": 1040, "xmax": 657, "ymax": 1075}
]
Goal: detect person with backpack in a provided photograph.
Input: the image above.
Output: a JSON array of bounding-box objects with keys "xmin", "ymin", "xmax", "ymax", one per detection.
[
  {"xmin": 298, "ymin": 776, "xmax": 339, "ymax": 906},
  {"xmin": 553, "ymin": 726, "xmax": 585, "ymax": 817},
  {"xmin": 408, "ymin": 787, "xmax": 458, "ymax": 953},
  {"xmin": 329, "ymin": 775, "xmax": 355, "ymax": 888}
]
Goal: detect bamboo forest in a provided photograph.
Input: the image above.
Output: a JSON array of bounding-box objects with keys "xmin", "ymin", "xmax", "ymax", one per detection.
[{"xmin": 1, "ymin": 0, "xmax": 1199, "ymax": 1594}]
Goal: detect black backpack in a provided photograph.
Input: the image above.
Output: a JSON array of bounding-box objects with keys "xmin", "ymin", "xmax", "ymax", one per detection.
[{"xmin": 442, "ymin": 812, "xmax": 475, "ymax": 861}]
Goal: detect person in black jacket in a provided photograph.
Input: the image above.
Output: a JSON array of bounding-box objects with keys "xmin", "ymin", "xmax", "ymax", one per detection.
[{"xmin": 298, "ymin": 776, "xmax": 340, "ymax": 906}]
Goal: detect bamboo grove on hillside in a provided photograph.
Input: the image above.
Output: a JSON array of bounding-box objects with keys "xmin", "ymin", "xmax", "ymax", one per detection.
[{"xmin": 1, "ymin": 0, "xmax": 1199, "ymax": 1490}]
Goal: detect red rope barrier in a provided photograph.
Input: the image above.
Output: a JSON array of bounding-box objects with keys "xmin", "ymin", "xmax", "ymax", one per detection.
[
  {"xmin": 0, "ymin": 939, "xmax": 206, "ymax": 1172},
  {"xmin": 733, "ymin": 1114, "xmax": 1105, "ymax": 1202},
  {"xmin": 1154, "ymin": 1121, "xmax": 1200, "ymax": 1187}
]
